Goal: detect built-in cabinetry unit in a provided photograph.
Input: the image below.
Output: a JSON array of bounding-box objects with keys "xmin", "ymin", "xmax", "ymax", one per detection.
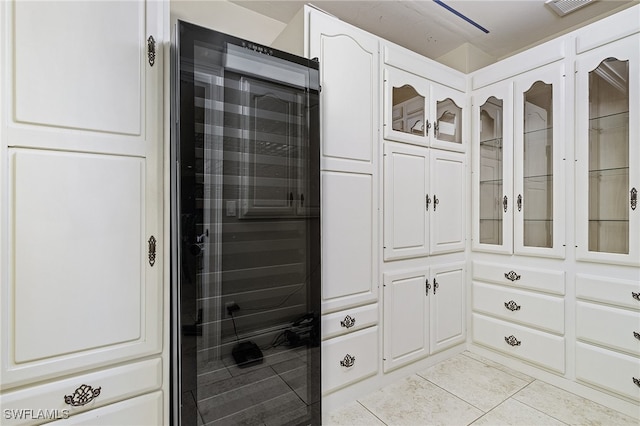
[
  {"xmin": 308, "ymin": 9, "xmax": 381, "ymax": 396},
  {"xmin": 0, "ymin": 1, "xmax": 166, "ymax": 423}
]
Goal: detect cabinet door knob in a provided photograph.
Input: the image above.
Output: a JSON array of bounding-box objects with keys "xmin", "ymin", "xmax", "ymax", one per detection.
[
  {"xmin": 340, "ymin": 354, "xmax": 356, "ymax": 368},
  {"xmin": 64, "ymin": 384, "xmax": 101, "ymax": 406},
  {"xmin": 340, "ymin": 315, "xmax": 356, "ymax": 329},
  {"xmin": 147, "ymin": 35, "xmax": 156, "ymax": 67},
  {"xmin": 148, "ymin": 235, "xmax": 157, "ymax": 267},
  {"xmin": 433, "ymin": 278, "xmax": 439, "ymax": 295},
  {"xmin": 504, "ymin": 335, "xmax": 521, "ymax": 347},
  {"xmin": 631, "ymin": 187, "xmax": 637, "ymax": 211},
  {"xmin": 433, "ymin": 195, "xmax": 439, "ymax": 211},
  {"xmin": 517, "ymin": 194, "xmax": 522, "ymax": 212},
  {"xmin": 504, "ymin": 271, "xmax": 521, "ymax": 282},
  {"xmin": 632, "ymin": 292, "xmax": 640, "ymax": 302},
  {"xmin": 503, "ymin": 195, "xmax": 508, "ymax": 213},
  {"xmin": 426, "ymin": 194, "xmax": 431, "ymax": 211},
  {"xmin": 426, "ymin": 279, "xmax": 431, "ymax": 296},
  {"xmin": 504, "ymin": 300, "xmax": 521, "ymax": 311}
]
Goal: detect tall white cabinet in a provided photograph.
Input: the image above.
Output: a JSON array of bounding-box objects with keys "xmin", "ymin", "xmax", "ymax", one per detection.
[{"xmin": 0, "ymin": 1, "xmax": 166, "ymax": 423}]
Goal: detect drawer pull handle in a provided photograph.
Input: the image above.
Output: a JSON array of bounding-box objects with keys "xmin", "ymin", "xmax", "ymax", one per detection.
[
  {"xmin": 340, "ymin": 315, "xmax": 356, "ymax": 329},
  {"xmin": 504, "ymin": 335, "xmax": 521, "ymax": 347},
  {"xmin": 634, "ymin": 331, "xmax": 640, "ymax": 341},
  {"xmin": 64, "ymin": 384, "xmax": 101, "ymax": 406},
  {"xmin": 504, "ymin": 271, "xmax": 521, "ymax": 282},
  {"xmin": 633, "ymin": 292, "xmax": 640, "ymax": 302},
  {"xmin": 634, "ymin": 377, "xmax": 640, "ymax": 388},
  {"xmin": 340, "ymin": 354, "xmax": 356, "ymax": 368},
  {"xmin": 504, "ymin": 300, "xmax": 521, "ymax": 311}
]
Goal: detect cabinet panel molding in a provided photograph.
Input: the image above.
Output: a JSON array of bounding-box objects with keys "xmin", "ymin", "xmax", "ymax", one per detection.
[
  {"xmin": 472, "ymin": 261, "xmax": 565, "ymax": 295},
  {"xmin": 575, "ymin": 6, "xmax": 640, "ymax": 54},
  {"xmin": 576, "ymin": 274, "xmax": 640, "ymax": 310},
  {"xmin": 577, "ymin": 301, "xmax": 640, "ymax": 356}
]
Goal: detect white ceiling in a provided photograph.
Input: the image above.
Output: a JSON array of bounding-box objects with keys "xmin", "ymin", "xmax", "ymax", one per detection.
[{"xmin": 230, "ymin": 0, "xmax": 638, "ymax": 63}]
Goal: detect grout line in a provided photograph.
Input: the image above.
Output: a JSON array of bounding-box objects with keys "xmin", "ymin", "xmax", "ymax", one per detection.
[
  {"xmin": 356, "ymin": 399, "xmax": 389, "ymax": 425},
  {"xmin": 511, "ymin": 380, "xmax": 571, "ymax": 425}
]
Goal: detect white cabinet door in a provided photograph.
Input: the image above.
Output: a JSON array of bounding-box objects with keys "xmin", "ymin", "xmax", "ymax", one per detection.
[
  {"xmin": 430, "ymin": 150, "xmax": 465, "ymax": 254},
  {"xmin": 431, "ymin": 82, "xmax": 466, "ymax": 152},
  {"xmin": 309, "ymin": 9, "xmax": 378, "ymax": 174},
  {"xmin": 383, "ymin": 142, "xmax": 429, "ymax": 261},
  {"xmin": 575, "ymin": 34, "xmax": 640, "ymax": 265},
  {"xmin": 1, "ymin": 1, "xmax": 164, "ymax": 389},
  {"xmin": 472, "ymin": 81, "xmax": 514, "ymax": 254},
  {"xmin": 383, "ymin": 268, "xmax": 430, "ymax": 372},
  {"xmin": 513, "ymin": 62, "xmax": 566, "ymax": 258},
  {"xmin": 430, "ymin": 263, "xmax": 465, "ymax": 354}
]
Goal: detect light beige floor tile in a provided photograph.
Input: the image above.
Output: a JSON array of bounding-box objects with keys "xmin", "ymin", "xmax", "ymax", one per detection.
[
  {"xmin": 417, "ymin": 354, "xmax": 529, "ymax": 412},
  {"xmin": 513, "ymin": 380, "xmax": 639, "ymax": 426},
  {"xmin": 324, "ymin": 401, "xmax": 386, "ymax": 426},
  {"xmin": 462, "ymin": 351, "xmax": 535, "ymax": 383},
  {"xmin": 358, "ymin": 375, "xmax": 483, "ymax": 426},
  {"xmin": 472, "ymin": 398, "xmax": 567, "ymax": 425}
]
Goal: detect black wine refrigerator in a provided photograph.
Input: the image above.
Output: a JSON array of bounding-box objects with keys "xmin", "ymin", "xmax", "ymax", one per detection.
[{"xmin": 171, "ymin": 21, "xmax": 321, "ymax": 425}]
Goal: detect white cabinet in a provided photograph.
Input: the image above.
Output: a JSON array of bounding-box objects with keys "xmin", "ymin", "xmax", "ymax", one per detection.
[
  {"xmin": 308, "ymin": 8, "xmax": 380, "ymax": 314},
  {"xmin": 383, "ymin": 142, "xmax": 465, "ymax": 260},
  {"xmin": 575, "ymin": 273, "xmax": 640, "ymax": 401},
  {"xmin": 575, "ymin": 34, "xmax": 640, "ymax": 265},
  {"xmin": 383, "ymin": 263, "xmax": 465, "ymax": 372},
  {"xmin": 383, "ymin": 65, "xmax": 466, "ymax": 152},
  {"xmin": 0, "ymin": 0, "xmax": 165, "ymax": 420},
  {"xmin": 471, "ymin": 261, "xmax": 566, "ymax": 374},
  {"xmin": 472, "ymin": 61, "xmax": 565, "ymax": 258}
]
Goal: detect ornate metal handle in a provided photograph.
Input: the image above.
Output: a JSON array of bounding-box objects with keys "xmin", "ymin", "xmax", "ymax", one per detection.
[
  {"xmin": 631, "ymin": 187, "xmax": 637, "ymax": 211},
  {"xmin": 634, "ymin": 377, "xmax": 640, "ymax": 388},
  {"xmin": 504, "ymin": 271, "xmax": 521, "ymax": 282},
  {"xmin": 433, "ymin": 195, "xmax": 439, "ymax": 211},
  {"xmin": 426, "ymin": 194, "xmax": 431, "ymax": 211},
  {"xmin": 503, "ymin": 195, "xmax": 508, "ymax": 213},
  {"xmin": 340, "ymin": 354, "xmax": 356, "ymax": 368},
  {"xmin": 340, "ymin": 315, "xmax": 356, "ymax": 329},
  {"xmin": 64, "ymin": 384, "xmax": 101, "ymax": 406},
  {"xmin": 425, "ymin": 120, "xmax": 431, "ymax": 136},
  {"xmin": 147, "ymin": 35, "xmax": 156, "ymax": 67},
  {"xmin": 634, "ymin": 331, "xmax": 640, "ymax": 341},
  {"xmin": 632, "ymin": 292, "xmax": 640, "ymax": 302},
  {"xmin": 517, "ymin": 194, "xmax": 522, "ymax": 212},
  {"xmin": 504, "ymin": 300, "xmax": 521, "ymax": 311},
  {"xmin": 148, "ymin": 236, "xmax": 157, "ymax": 267},
  {"xmin": 426, "ymin": 279, "xmax": 431, "ymax": 296},
  {"xmin": 504, "ymin": 335, "xmax": 521, "ymax": 347},
  {"xmin": 433, "ymin": 278, "xmax": 439, "ymax": 295}
]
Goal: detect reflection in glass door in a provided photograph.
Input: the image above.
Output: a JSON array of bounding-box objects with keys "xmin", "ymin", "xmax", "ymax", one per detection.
[{"xmin": 172, "ymin": 22, "xmax": 321, "ymax": 425}]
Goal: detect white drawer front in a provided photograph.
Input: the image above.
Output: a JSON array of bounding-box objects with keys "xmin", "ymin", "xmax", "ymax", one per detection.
[
  {"xmin": 576, "ymin": 274, "xmax": 640, "ymax": 311},
  {"xmin": 472, "ymin": 313, "xmax": 565, "ymax": 373},
  {"xmin": 0, "ymin": 358, "xmax": 162, "ymax": 426},
  {"xmin": 576, "ymin": 301, "xmax": 640, "ymax": 356},
  {"xmin": 322, "ymin": 303, "xmax": 378, "ymax": 340},
  {"xmin": 48, "ymin": 391, "xmax": 163, "ymax": 425},
  {"xmin": 322, "ymin": 326, "xmax": 378, "ymax": 394},
  {"xmin": 473, "ymin": 282, "xmax": 564, "ymax": 334},
  {"xmin": 473, "ymin": 261, "xmax": 565, "ymax": 295},
  {"xmin": 576, "ymin": 342, "xmax": 640, "ymax": 402}
]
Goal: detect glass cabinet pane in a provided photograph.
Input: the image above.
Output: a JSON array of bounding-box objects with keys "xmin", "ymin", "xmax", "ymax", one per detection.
[
  {"xmin": 588, "ymin": 58, "xmax": 629, "ymax": 254},
  {"xmin": 522, "ymin": 81, "xmax": 553, "ymax": 248},
  {"xmin": 436, "ymin": 98, "xmax": 462, "ymax": 144},
  {"xmin": 479, "ymin": 96, "xmax": 504, "ymax": 245},
  {"xmin": 392, "ymin": 85, "xmax": 425, "ymax": 136}
]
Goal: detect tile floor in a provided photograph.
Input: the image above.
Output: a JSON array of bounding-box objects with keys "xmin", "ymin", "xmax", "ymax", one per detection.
[{"xmin": 326, "ymin": 352, "xmax": 639, "ymax": 426}]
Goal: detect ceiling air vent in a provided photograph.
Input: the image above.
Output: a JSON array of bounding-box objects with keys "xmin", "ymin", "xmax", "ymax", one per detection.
[{"xmin": 545, "ymin": 0, "xmax": 597, "ymax": 16}]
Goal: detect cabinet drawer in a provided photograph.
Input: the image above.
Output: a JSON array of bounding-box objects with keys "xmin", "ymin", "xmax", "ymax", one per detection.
[
  {"xmin": 48, "ymin": 391, "xmax": 163, "ymax": 425},
  {"xmin": 322, "ymin": 303, "xmax": 378, "ymax": 340},
  {"xmin": 322, "ymin": 326, "xmax": 378, "ymax": 394},
  {"xmin": 0, "ymin": 358, "xmax": 162, "ymax": 426},
  {"xmin": 576, "ymin": 301, "xmax": 640, "ymax": 356},
  {"xmin": 473, "ymin": 261, "xmax": 565, "ymax": 295},
  {"xmin": 472, "ymin": 313, "xmax": 565, "ymax": 373},
  {"xmin": 473, "ymin": 281, "xmax": 564, "ymax": 334},
  {"xmin": 576, "ymin": 342, "xmax": 640, "ymax": 402},
  {"xmin": 576, "ymin": 274, "xmax": 640, "ymax": 311}
]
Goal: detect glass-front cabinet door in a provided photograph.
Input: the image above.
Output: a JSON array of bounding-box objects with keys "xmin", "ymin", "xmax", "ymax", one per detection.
[
  {"xmin": 513, "ymin": 62, "xmax": 565, "ymax": 258},
  {"xmin": 472, "ymin": 82, "xmax": 513, "ymax": 254},
  {"xmin": 384, "ymin": 66, "xmax": 465, "ymax": 152},
  {"xmin": 576, "ymin": 36, "xmax": 639, "ymax": 265}
]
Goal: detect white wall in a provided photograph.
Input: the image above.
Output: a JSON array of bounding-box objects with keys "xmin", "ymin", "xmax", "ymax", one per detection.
[{"xmin": 171, "ymin": 0, "xmax": 285, "ymax": 44}]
